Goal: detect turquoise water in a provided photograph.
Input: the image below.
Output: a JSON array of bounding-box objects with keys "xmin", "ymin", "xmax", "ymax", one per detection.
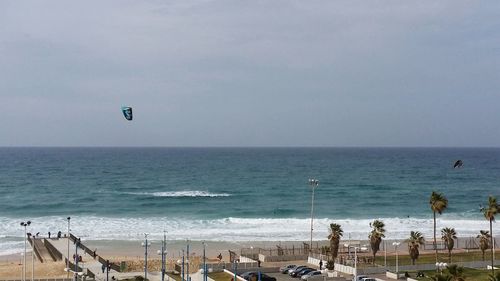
[{"xmin": 1, "ymin": 147, "xmax": 499, "ymax": 254}]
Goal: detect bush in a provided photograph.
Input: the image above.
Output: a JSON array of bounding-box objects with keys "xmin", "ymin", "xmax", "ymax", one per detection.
[{"xmin": 326, "ymin": 260, "xmax": 335, "ymax": 270}]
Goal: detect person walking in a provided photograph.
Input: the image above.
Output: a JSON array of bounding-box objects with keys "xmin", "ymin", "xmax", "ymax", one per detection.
[{"xmin": 319, "ymin": 260, "xmax": 323, "ymax": 270}]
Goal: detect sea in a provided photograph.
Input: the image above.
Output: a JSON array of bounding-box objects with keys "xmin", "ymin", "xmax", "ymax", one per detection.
[{"xmin": 1, "ymin": 147, "xmax": 499, "ymax": 256}]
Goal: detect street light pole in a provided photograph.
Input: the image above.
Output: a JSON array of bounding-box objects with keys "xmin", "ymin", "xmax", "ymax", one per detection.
[
  {"xmin": 354, "ymin": 247, "xmax": 358, "ymax": 280},
  {"xmin": 392, "ymin": 242, "xmax": 400, "ymax": 276},
  {"xmin": 202, "ymin": 242, "xmax": 207, "ymax": 281},
  {"xmin": 186, "ymin": 240, "xmax": 190, "ymax": 281},
  {"xmin": 20, "ymin": 221, "xmax": 31, "ymax": 281},
  {"xmin": 67, "ymin": 217, "xmax": 71, "ymax": 278},
  {"xmin": 157, "ymin": 231, "xmax": 167, "ymax": 281},
  {"xmin": 308, "ymin": 179, "xmax": 319, "ymax": 254},
  {"xmin": 142, "ymin": 234, "xmax": 151, "ymax": 280},
  {"xmin": 181, "ymin": 250, "xmax": 185, "ymax": 281},
  {"xmin": 74, "ymin": 239, "xmax": 80, "ymax": 281}
]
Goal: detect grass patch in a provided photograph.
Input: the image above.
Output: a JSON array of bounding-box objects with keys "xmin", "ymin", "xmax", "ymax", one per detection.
[
  {"xmin": 209, "ymin": 272, "xmax": 234, "ymax": 281},
  {"xmin": 407, "ymin": 268, "xmax": 493, "ymax": 281},
  {"xmin": 371, "ymin": 250, "xmax": 496, "ymax": 267}
]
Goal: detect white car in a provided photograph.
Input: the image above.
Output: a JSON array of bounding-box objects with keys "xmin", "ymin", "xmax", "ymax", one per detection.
[
  {"xmin": 300, "ymin": 271, "xmax": 322, "ymax": 280},
  {"xmin": 361, "ymin": 278, "xmax": 376, "ymax": 281}
]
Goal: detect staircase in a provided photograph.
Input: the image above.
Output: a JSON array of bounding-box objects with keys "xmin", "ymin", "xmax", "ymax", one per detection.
[{"xmin": 29, "ymin": 237, "xmax": 57, "ymax": 263}]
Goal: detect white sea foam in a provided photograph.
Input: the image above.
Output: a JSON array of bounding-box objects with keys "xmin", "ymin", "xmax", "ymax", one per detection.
[
  {"xmin": 1, "ymin": 216, "xmax": 498, "ymax": 256},
  {"xmin": 128, "ymin": 191, "xmax": 231, "ymax": 197}
]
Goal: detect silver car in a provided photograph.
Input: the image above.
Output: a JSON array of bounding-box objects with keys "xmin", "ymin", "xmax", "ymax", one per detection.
[{"xmin": 300, "ymin": 271, "xmax": 322, "ymax": 280}]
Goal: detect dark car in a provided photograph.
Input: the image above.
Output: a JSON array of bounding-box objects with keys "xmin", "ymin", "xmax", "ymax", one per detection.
[
  {"xmin": 296, "ymin": 268, "xmax": 315, "ymax": 278},
  {"xmin": 244, "ymin": 272, "xmax": 276, "ymax": 281},
  {"xmin": 240, "ymin": 272, "xmax": 258, "ymax": 280},
  {"xmin": 291, "ymin": 267, "xmax": 313, "ymax": 277},
  {"xmin": 280, "ymin": 264, "xmax": 296, "ymax": 274},
  {"xmin": 288, "ymin": 266, "xmax": 308, "ymax": 276}
]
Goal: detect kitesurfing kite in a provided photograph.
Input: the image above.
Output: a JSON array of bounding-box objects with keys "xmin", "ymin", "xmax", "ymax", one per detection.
[
  {"xmin": 453, "ymin": 160, "xmax": 463, "ymax": 168},
  {"xmin": 121, "ymin": 106, "xmax": 133, "ymax": 121}
]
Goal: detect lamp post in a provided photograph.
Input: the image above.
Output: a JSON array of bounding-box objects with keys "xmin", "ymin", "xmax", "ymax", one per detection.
[
  {"xmin": 67, "ymin": 217, "xmax": 71, "ymax": 278},
  {"xmin": 20, "ymin": 221, "xmax": 31, "ymax": 281},
  {"xmin": 202, "ymin": 242, "xmax": 207, "ymax": 281},
  {"xmin": 392, "ymin": 242, "xmax": 400, "ymax": 276},
  {"xmin": 142, "ymin": 234, "xmax": 151, "ymax": 280},
  {"xmin": 106, "ymin": 259, "xmax": 111, "ymax": 281},
  {"xmin": 157, "ymin": 231, "xmax": 167, "ymax": 281},
  {"xmin": 74, "ymin": 239, "xmax": 80, "ymax": 281},
  {"xmin": 181, "ymin": 250, "xmax": 185, "ymax": 281},
  {"xmin": 354, "ymin": 246, "xmax": 359, "ymax": 281},
  {"xmin": 384, "ymin": 241, "xmax": 387, "ymax": 269},
  {"xmin": 233, "ymin": 259, "xmax": 237, "ymax": 281},
  {"xmin": 308, "ymin": 178, "xmax": 319, "ymax": 253},
  {"xmin": 186, "ymin": 240, "xmax": 190, "ymax": 281}
]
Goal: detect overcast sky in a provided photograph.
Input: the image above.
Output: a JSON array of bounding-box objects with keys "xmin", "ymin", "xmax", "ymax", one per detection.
[{"xmin": 1, "ymin": 1, "xmax": 499, "ymax": 147}]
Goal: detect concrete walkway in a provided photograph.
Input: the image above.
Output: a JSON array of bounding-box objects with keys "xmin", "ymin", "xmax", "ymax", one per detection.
[{"xmin": 46, "ymin": 238, "xmax": 167, "ymax": 281}]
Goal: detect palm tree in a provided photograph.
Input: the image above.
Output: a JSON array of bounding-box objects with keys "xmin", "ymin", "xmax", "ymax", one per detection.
[
  {"xmin": 368, "ymin": 219, "xmax": 385, "ymax": 264},
  {"xmin": 327, "ymin": 223, "xmax": 343, "ymax": 264},
  {"xmin": 446, "ymin": 264, "xmax": 465, "ymax": 281},
  {"xmin": 482, "ymin": 196, "xmax": 498, "ymax": 275},
  {"xmin": 441, "ymin": 227, "xmax": 457, "ymax": 262},
  {"xmin": 407, "ymin": 231, "xmax": 425, "ymax": 265},
  {"xmin": 430, "ymin": 191, "xmax": 448, "ymax": 264},
  {"xmin": 478, "ymin": 230, "xmax": 491, "ymax": 261}
]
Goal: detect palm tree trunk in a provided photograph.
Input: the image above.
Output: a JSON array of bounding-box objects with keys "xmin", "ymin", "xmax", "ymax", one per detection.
[
  {"xmin": 448, "ymin": 250, "xmax": 451, "ymax": 262},
  {"xmin": 491, "ymin": 219, "xmax": 495, "ymax": 276},
  {"xmin": 434, "ymin": 211, "xmax": 438, "ymax": 266}
]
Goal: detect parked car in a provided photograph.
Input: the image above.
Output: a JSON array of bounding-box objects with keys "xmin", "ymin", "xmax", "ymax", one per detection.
[
  {"xmin": 361, "ymin": 278, "xmax": 376, "ymax": 281},
  {"xmin": 296, "ymin": 268, "xmax": 315, "ymax": 278},
  {"xmin": 291, "ymin": 267, "xmax": 314, "ymax": 277},
  {"xmin": 289, "ymin": 266, "xmax": 309, "ymax": 276},
  {"xmin": 240, "ymin": 271, "xmax": 258, "ymax": 280},
  {"xmin": 280, "ymin": 264, "xmax": 297, "ymax": 274},
  {"xmin": 301, "ymin": 271, "xmax": 322, "ymax": 280},
  {"xmin": 297, "ymin": 268, "xmax": 316, "ymax": 277},
  {"xmin": 352, "ymin": 275, "xmax": 367, "ymax": 281},
  {"xmin": 243, "ymin": 272, "xmax": 277, "ymax": 281}
]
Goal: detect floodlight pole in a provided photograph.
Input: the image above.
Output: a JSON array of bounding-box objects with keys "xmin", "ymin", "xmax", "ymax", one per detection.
[
  {"xmin": 67, "ymin": 217, "xmax": 71, "ymax": 278},
  {"xmin": 186, "ymin": 240, "xmax": 190, "ymax": 281},
  {"xmin": 308, "ymin": 179, "xmax": 319, "ymax": 254},
  {"xmin": 20, "ymin": 221, "xmax": 31, "ymax": 281},
  {"xmin": 392, "ymin": 242, "xmax": 400, "ymax": 276}
]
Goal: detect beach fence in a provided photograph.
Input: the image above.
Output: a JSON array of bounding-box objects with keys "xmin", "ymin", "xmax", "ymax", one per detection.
[{"xmin": 240, "ymin": 242, "xmax": 327, "ymax": 262}]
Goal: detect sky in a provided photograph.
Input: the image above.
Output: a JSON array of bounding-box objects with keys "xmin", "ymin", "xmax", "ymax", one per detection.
[{"xmin": 1, "ymin": 1, "xmax": 499, "ymax": 147}]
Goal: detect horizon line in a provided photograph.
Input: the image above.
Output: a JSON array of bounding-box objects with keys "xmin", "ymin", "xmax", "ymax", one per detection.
[{"xmin": 1, "ymin": 145, "xmax": 499, "ymax": 149}]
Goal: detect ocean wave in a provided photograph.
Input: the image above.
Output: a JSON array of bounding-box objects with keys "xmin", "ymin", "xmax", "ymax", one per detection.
[
  {"xmin": 127, "ymin": 191, "xmax": 231, "ymax": 198},
  {"xmin": 1, "ymin": 216, "xmax": 495, "ymax": 244}
]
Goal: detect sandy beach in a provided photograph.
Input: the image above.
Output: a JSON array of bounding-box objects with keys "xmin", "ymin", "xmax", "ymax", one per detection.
[{"xmin": 0, "ymin": 237, "xmax": 483, "ymax": 279}]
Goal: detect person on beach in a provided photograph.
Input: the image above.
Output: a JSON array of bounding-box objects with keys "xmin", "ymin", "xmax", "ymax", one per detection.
[
  {"xmin": 319, "ymin": 260, "xmax": 323, "ymax": 270},
  {"xmin": 101, "ymin": 264, "xmax": 105, "ymax": 273},
  {"xmin": 48, "ymin": 232, "xmax": 51, "ymax": 238},
  {"xmin": 93, "ymin": 249, "xmax": 97, "ymax": 258}
]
